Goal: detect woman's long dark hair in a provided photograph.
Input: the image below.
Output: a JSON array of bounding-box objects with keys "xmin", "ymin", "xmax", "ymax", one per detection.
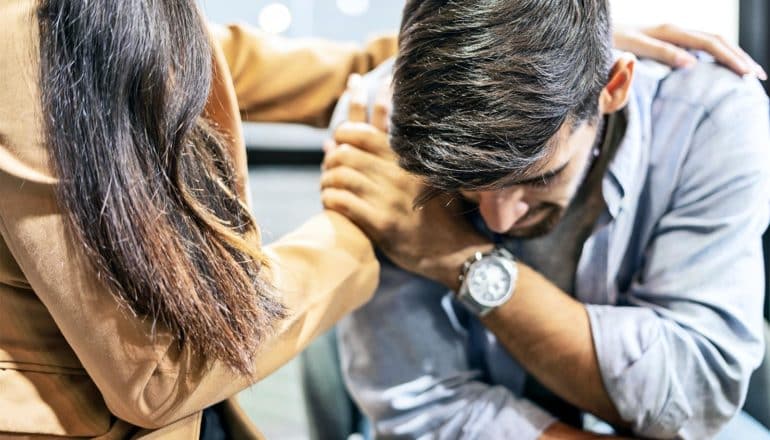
[{"xmin": 37, "ymin": 0, "xmax": 285, "ymax": 374}]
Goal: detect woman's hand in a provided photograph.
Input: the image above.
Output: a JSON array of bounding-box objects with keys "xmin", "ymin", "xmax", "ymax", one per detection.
[{"xmin": 614, "ymin": 24, "xmax": 767, "ymax": 79}]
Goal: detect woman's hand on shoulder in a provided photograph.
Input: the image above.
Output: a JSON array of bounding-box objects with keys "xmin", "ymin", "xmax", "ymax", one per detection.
[{"xmin": 614, "ymin": 24, "xmax": 766, "ymax": 80}]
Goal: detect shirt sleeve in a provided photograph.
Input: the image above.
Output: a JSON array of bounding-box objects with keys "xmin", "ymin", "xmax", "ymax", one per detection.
[
  {"xmin": 586, "ymin": 82, "xmax": 770, "ymax": 439},
  {"xmin": 338, "ymin": 263, "xmax": 556, "ymax": 440},
  {"xmin": 209, "ymin": 23, "xmax": 397, "ymax": 127}
]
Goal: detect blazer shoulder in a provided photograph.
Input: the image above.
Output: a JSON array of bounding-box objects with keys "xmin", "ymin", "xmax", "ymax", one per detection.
[{"xmin": 0, "ymin": 0, "xmax": 56, "ymax": 185}]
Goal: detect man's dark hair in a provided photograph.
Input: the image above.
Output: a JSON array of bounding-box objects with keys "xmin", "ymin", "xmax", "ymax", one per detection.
[{"xmin": 391, "ymin": 0, "xmax": 613, "ymax": 195}]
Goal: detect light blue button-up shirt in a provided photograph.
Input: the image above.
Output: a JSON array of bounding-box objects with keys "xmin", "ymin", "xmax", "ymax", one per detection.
[{"xmin": 337, "ymin": 58, "xmax": 770, "ymax": 439}]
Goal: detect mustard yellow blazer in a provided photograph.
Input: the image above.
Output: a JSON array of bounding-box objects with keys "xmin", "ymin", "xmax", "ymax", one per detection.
[{"xmin": 0, "ymin": 1, "xmax": 395, "ymax": 438}]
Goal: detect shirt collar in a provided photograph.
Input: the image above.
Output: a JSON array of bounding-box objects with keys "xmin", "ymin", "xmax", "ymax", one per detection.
[{"xmin": 602, "ymin": 58, "xmax": 667, "ymax": 218}]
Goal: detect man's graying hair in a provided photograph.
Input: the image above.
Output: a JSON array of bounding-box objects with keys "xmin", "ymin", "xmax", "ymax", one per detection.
[{"xmin": 391, "ymin": 0, "xmax": 612, "ymax": 196}]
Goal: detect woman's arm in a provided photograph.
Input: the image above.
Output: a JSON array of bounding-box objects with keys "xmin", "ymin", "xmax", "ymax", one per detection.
[
  {"xmin": 0, "ymin": 164, "xmax": 378, "ymax": 428},
  {"xmin": 209, "ymin": 23, "xmax": 397, "ymax": 127}
]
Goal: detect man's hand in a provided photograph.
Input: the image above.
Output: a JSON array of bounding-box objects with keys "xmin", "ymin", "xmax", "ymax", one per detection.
[
  {"xmin": 614, "ymin": 24, "xmax": 767, "ymax": 79},
  {"xmin": 321, "ymin": 75, "xmax": 492, "ymax": 289},
  {"xmin": 539, "ymin": 423, "xmax": 630, "ymax": 440}
]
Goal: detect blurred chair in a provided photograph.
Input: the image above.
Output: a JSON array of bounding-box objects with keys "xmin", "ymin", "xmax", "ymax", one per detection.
[
  {"xmin": 745, "ymin": 322, "xmax": 770, "ymax": 427},
  {"xmin": 300, "ymin": 329, "xmax": 365, "ymax": 440},
  {"xmin": 743, "ymin": 233, "xmax": 770, "ymax": 427},
  {"xmin": 739, "ymin": 0, "xmax": 770, "ymax": 428},
  {"xmin": 300, "ymin": 246, "xmax": 770, "ymax": 437}
]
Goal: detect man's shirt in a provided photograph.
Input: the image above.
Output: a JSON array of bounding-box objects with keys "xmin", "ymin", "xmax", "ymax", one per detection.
[{"xmin": 338, "ymin": 58, "xmax": 770, "ymax": 439}]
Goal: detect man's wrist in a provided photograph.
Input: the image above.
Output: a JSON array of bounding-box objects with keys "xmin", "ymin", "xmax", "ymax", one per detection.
[{"xmin": 421, "ymin": 239, "xmax": 494, "ymax": 291}]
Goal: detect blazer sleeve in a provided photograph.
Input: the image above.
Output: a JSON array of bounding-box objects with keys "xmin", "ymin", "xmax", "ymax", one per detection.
[
  {"xmin": 0, "ymin": 168, "xmax": 379, "ymax": 428},
  {"xmin": 209, "ymin": 23, "xmax": 397, "ymax": 127}
]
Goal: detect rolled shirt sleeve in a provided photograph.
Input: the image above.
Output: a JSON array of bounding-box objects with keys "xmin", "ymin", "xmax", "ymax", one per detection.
[
  {"xmin": 587, "ymin": 84, "xmax": 770, "ymax": 438},
  {"xmin": 338, "ymin": 263, "xmax": 556, "ymax": 439}
]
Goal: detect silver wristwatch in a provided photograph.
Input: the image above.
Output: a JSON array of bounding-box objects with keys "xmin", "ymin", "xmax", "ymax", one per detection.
[{"xmin": 456, "ymin": 247, "xmax": 518, "ymax": 316}]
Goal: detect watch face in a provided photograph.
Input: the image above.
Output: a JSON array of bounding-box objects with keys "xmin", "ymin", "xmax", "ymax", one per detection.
[{"xmin": 467, "ymin": 256, "xmax": 516, "ymax": 306}]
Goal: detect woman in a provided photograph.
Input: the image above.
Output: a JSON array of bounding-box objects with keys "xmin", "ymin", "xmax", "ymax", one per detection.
[{"xmin": 0, "ymin": 0, "xmax": 761, "ymax": 438}]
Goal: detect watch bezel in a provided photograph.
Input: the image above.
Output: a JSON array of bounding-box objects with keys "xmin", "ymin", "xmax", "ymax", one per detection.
[
  {"xmin": 457, "ymin": 248, "xmax": 518, "ymax": 316},
  {"xmin": 465, "ymin": 253, "xmax": 517, "ymax": 307}
]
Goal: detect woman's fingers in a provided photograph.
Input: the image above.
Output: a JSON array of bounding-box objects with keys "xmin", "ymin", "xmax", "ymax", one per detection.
[
  {"xmin": 347, "ymin": 73, "xmax": 369, "ymax": 122},
  {"xmin": 614, "ymin": 30, "xmax": 697, "ymax": 68},
  {"xmin": 322, "ymin": 138, "xmax": 337, "ymax": 154},
  {"xmin": 642, "ymin": 24, "xmax": 766, "ymax": 79},
  {"xmin": 734, "ymin": 44, "xmax": 768, "ymax": 80},
  {"xmin": 371, "ymin": 75, "xmax": 393, "ymax": 133}
]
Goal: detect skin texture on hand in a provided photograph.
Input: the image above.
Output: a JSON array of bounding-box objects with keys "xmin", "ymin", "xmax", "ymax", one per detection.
[
  {"xmin": 615, "ymin": 24, "xmax": 766, "ymax": 79},
  {"xmin": 540, "ymin": 422, "xmax": 631, "ymax": 439},
  {"xmin": 322, "ymin": 75, "xmax": 495, "ymax": 289}
]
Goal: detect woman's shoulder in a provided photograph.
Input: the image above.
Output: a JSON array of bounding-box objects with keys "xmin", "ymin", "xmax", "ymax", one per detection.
[{"xmin": 0, "ymin": 0, "xmax": 56, "ymax": 185}]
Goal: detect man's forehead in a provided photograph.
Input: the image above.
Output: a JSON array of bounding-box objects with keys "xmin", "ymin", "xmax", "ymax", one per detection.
[{"xmin": 482, "ymin": 123, "xmax": 583, "ymax": 190}]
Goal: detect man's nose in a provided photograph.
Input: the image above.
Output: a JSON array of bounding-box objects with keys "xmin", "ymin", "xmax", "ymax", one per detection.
[{"xmin": 477, "ymin": 189, "xmax": 530, "ymax": 234}]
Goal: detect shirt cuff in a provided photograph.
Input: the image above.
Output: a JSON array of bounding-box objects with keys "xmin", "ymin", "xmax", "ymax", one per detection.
[{"xmin": 516, "ymin": 399, "xmax": 558, "ymax": 439}]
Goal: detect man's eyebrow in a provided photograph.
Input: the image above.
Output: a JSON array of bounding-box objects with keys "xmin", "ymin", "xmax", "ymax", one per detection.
[{"xmin": 501, "ymin": 160, "xmax": 571, "ymax": 187}]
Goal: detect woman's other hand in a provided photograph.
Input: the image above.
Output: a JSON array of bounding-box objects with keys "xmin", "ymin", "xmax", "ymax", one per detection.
[{"xmin": 614, "ymin": 24, "xmax": 767, "ymax": 80}]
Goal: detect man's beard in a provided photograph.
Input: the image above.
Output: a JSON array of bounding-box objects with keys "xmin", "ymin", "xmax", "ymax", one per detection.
[
  {"xmin": 505, "ymin": 203, "xmax": 565, "ymax": 238},
  {"xmin": 506, "ymin": 118, "xmax": 607, "ymax": 239}
]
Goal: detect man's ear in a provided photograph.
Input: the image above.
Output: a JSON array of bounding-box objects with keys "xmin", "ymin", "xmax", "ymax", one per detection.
[{"xmin": 599, "ymin": 53, "xmax": 636, "ymax": 114}]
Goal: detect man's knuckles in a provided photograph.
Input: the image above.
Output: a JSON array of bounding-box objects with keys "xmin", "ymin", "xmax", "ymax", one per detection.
[
  {"xmin": 321, "ymin": 167, "xmax": 370, "ymax": 194},
  {"xmin": 324, "ymin": 145, "xmax": 372, "ymax": 169},
  {"xmin": 321, "ymin": 188, "xmax": 357, "ymax": 215},
  {"xmin": 334, "ymin": 122, "xmax": 390, "ymax": 151}
]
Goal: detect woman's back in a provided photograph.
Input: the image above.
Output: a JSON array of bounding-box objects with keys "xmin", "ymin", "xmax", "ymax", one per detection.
[{"xmin": 0, "ymin": 1, "xmax": 389, "ymax": 437}]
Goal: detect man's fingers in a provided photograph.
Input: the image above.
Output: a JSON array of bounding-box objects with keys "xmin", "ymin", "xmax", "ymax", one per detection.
[
  {"xmin": 322, "ymin": 139, "xmax": 337, "ymax": 154},
  {"xmin": 334, "ymin": 122, "xmax": 394, "ymax": 159},
  {"xmin": 372, "ymin": 75, "xmax": 393, "ymax": 132},
  {"xmin": 320, "ymin": 165, "xmax": 377, "ymax": 197},
  {"xmin": 322, "ymin": 144, "xmax": 381, "ymax": 173},
  {"xmin": 347, "ymin": 74, "xmax": 368, "ymax": 122},
  {"xmin": 321, "ymin": 188, "xmax": 379, "ymax": 238}
]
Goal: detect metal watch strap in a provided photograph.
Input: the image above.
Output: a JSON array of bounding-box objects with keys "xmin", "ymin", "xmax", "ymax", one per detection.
[{"xmin": 457, "ymin": 288, "xmax": 493, "ymax": 316}]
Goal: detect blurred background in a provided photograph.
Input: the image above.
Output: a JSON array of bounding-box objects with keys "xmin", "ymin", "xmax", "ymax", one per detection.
[
  {"xmin": 199, "ymin": 0, "xmax": 741, "ymax": 42},
  {"xmin": 195, "ymin": 1, "xmax": 767, "ymax": 438}
]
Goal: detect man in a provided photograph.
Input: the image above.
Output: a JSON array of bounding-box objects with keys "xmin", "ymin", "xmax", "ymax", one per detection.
[{"xmin": 320, "ymin": 0, "xmax": 770, "ymax": 438}]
